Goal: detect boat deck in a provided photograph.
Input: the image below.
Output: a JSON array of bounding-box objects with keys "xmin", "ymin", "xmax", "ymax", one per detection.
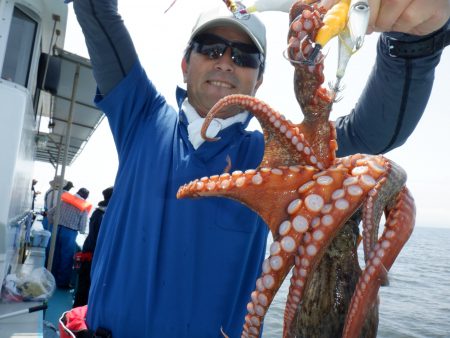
[
  {"xmin": 0, "ymin": 246, "xmax": 74, "ymax": 338},
  {"xmin": 44, "ymin": 287, "xmax": 74, "ymax": 329}
]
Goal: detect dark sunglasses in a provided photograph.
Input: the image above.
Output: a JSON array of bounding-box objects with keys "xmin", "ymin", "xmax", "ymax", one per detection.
[{"xmin": 191, "ymin": 33, "xmax": 264, "ymax": 70}]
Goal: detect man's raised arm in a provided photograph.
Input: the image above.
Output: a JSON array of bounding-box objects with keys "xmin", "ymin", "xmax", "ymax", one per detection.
[
  {"xmin": 72, "ymin": 0, "xmax": 138, "ymax": 94},
  {"xmin": 335, "ymin": 19, "xmax": 449, "ymax": 156}
]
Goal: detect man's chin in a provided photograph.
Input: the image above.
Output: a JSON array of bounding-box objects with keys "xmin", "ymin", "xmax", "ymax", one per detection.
[{"xmin": 209, "ymin": 87, "xmax": 236, "ymax": 98}]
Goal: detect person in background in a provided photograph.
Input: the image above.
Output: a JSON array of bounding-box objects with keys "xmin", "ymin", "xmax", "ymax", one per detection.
[
  {"xmin": 43, "ymin": 178, "xmax": 75, "ymax": 266},
  {"xmin": 73, "ymin": 186, "xmax": 113, "ymax": 307},
  {"xmin": 31, "ymin": 179, "xmax": 40, "ymax": 212},
  {"xmin": 63, "ymin": 181, "xmax": 74, "ymax": 193},
  {"xmin": 48, "ymin": 187, "xmax": 91, "ymax": 288},
  {"xmin": 63, "ymin": 0, "xmax": 449, "ymax": 336},
  {"xmin": 42, "ymin": 176, "xmax": 67, "ymax": 231}
]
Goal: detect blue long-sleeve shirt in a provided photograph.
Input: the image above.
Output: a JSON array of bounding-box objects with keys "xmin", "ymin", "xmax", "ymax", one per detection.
[{"xmin": 72, "ymin": 1, "xmax": 447, "ymax": 337}]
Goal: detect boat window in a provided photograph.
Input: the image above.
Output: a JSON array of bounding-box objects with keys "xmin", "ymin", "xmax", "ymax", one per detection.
[{"xmin": 1, "ymin": 7, "xmax": 37, "ymax": 87}]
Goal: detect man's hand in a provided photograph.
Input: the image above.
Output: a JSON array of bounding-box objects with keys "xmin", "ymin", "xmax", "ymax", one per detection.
[{"xmin": 367, "ymin": 0, "xmax": 450, "ymax": 35}]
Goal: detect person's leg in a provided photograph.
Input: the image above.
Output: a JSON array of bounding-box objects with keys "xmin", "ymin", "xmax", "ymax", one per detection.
[
  {"xmin": 53, "ymin": 226, "xmax": 77, "ymax": 288},
  {"xmin": 42, "ymin": 215, "xmax": 48, "ymax": 230},
  {"xmin": 73, "ymin": 260, "xmax": 92, "ymax": 307},
  {"xmin": 50, "ymin": 225, "xmax": 63, "ymax": 285}
]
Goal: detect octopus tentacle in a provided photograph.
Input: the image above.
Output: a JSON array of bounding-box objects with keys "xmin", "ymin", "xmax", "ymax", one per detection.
[
  {"xmin": 342, "ymin": 187, "xmax": 415, "ymax": 338},
  {"xmin": 177, "ymin": 166, "xmax": 318, "ymax": 236},
  {"xmin": 289, "ymin": 4, "xmax": 338, "ymax": 168},
  {"xmin": 282, "ymin": 154, "xmax": 391, "ymax": 335},
  {"xmin": 361, "ymin": 160, "xmax": 407, "ymax": 262},
  {"xmin": 201, "ymin": 94, "xmax": 324, "ymax": 168}
]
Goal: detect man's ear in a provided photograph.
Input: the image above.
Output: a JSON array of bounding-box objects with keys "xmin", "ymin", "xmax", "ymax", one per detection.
[
  {"xmin": 181, "ymin": 58, "xmax": 188, "ymax": 83},
  {"xmin": 254, "ymin": 74, "xmax": 263, "ymax": 94}
]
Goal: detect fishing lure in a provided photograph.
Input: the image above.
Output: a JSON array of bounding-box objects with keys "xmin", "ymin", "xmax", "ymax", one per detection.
[
  {"xmin": 315, "ymin": 0, "xmax": 350, "ymax": 48},
  {"xmin": 334, "ymin": 0, "xmax": 370, "ymax": 90},
  {"xmin": 222, "ymin": 0, "xmax": 249, "ymax": 18}
]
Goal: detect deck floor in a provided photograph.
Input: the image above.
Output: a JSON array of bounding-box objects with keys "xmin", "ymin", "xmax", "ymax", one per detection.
[{"xmin": 44, "ymin": 288, "xmax": 74, "ymax": 329}]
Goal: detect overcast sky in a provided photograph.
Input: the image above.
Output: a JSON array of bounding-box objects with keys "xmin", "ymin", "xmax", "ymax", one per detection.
[{"xmin": 34, "ymin": 0, "xmax": 449, "ymax": 229}]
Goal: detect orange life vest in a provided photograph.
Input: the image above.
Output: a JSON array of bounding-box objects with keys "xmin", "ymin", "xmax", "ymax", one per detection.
[{"xmin": 61, "ymin": 192, "xmax": 92, "ymax": 213}]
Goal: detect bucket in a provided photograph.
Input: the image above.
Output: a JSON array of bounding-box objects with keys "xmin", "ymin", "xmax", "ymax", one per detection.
[{"xmin": 31, "ymin": 229, "xmax": 51, "ymax": 248}]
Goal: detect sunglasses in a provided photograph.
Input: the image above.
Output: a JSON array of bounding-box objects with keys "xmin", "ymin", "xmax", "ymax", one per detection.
[{"xmin": 191, "ymin": 33, "xmax": 264, "ymax": 70}]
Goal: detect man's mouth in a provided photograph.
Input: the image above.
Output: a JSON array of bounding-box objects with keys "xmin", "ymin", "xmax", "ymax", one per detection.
[{"xmin": 208, "ymin": 80, "xmax": 234, "ymax": 89}]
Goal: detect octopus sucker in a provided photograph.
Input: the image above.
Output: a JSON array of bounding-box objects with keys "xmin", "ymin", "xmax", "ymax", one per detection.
[{"xmin": 177, "ymin": 1, "xmax": 415, "ymax": 337}]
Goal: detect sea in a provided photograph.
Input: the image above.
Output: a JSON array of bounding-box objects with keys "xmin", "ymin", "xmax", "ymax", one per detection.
[{"xmin": 261, "ymin": 226, "xmax": 450, "ymax": 338}]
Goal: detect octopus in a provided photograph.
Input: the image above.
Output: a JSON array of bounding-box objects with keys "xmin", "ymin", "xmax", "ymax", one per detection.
[{"xmin": 177, "ymin": 1, "xmax": 416, "ymax": 337}]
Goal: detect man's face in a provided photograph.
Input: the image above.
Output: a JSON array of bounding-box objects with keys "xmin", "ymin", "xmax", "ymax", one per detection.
[{"xmin": 182, "ymin": 26, "xmax": 263, "ymax": 118}]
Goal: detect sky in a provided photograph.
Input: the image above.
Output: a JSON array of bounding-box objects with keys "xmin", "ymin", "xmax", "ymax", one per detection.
[{"xmin": 34, "ymin": 0, "xmax": 450, "ymax": 229}]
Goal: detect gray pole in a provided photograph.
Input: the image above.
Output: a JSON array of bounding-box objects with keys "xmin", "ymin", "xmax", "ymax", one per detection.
[{"xmin": 46, "ymin": 63, "xmax": 80, "ymax": 271}]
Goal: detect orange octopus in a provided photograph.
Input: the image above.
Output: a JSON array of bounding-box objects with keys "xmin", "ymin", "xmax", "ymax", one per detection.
[{"xmin": 177, "ymin": 1, "xmax": 415, "ymax": 337}]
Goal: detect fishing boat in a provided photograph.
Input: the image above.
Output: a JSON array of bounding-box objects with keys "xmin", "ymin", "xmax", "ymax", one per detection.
[{"xmin": 0, "ymin": 0, "xmax": 103, "ymax": 336}]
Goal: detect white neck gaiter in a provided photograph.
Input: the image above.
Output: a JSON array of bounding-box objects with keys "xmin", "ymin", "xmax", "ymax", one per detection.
[{"xmin": 182, "ymin": 99, "xmax": 248, "ymax": 149}]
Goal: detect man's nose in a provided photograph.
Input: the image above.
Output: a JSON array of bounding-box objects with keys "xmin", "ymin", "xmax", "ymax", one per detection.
[{"xmin": 214, "ymin": 48, "xmax": 234, "ymax": 72}]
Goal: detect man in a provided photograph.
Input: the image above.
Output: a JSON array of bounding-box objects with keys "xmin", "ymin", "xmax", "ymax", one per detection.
[
  {"xmin": 48, "ymin": 187, "xmax": 91, "ymax": 288},
  {"xmin": 42, "ymin": 176, "xmax": 67, "ymax": 230},
  {"xmin": 31, "ymin": 179, "xmax": 40, "ymax": 211},
  {"xmin": 67, "ymin": 0, "xmax": 449, "ymax": 337}
]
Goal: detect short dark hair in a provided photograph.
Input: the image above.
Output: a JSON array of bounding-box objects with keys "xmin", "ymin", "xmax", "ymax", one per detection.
[
  {"xmin": 63, "ymin": 181, "xmax": 74, "ymax": 191},
  {"xmin": 102, "ymin": 186, "xmax": 114, "ymax": 201},
  {"xmin": 77, "ymin": 188, "xmax": 89, "ymax": 199}
]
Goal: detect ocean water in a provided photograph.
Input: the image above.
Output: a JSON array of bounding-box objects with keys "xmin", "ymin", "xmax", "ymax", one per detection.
[{"xmin": 262, "ymin": 227, "xmax": 450, "ymax": 337}]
